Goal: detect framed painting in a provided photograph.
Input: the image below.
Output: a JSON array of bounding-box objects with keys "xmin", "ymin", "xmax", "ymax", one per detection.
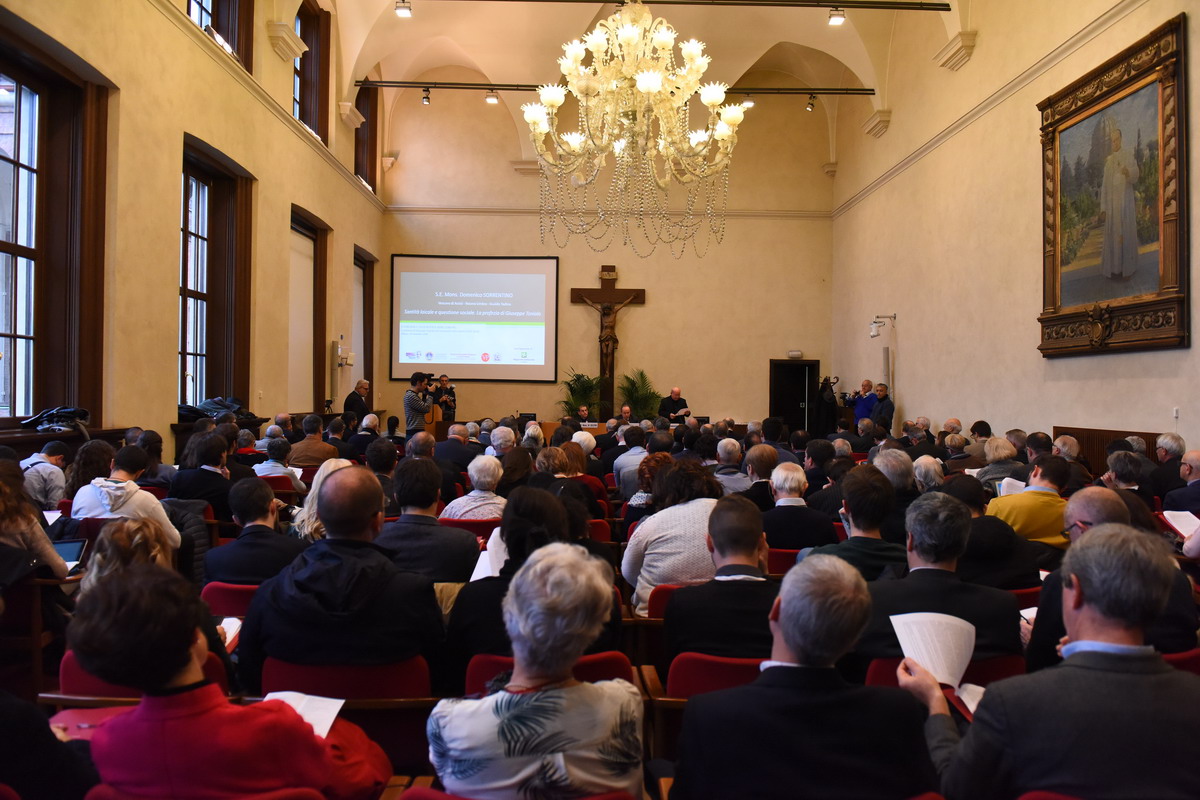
[{"xmin": 1037, "ymin": 15, "xmax": 1188, "ymax": 357}]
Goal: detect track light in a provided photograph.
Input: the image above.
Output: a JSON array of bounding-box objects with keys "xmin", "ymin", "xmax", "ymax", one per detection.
[
  {"xmin": 828, "ymin": 7, "xmax": 845, "ymax": 25},
  {"xmin": 395, "ymin": 1, "xmax": 412, "ymax": 18},
  {"xmin": 742, "ymin": 94, "xmax": 755, "ymax": 109},
  {"xmin": 484, "ymin": 90, "xmax": 499, "ymax": 104},
  {"xmin": 805, "ymin": 94, "xmax": 815, "ymax": 112},
  {"xmin": 421, "ymin": 88, "xmax": 430, "ymax": 105}
]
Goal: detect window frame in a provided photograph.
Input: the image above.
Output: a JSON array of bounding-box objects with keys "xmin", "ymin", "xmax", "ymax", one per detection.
[
  {"xmin": 294, "ymin": 0, "xmax": 330, "ymax": 142},
  {"xmin": 353, "ymin": 246, "xmax": 376, "ymax": 392},
  {"xmin": 353, "ymin": 85, "xmax": 378, "ymax": 190},
  {"xmin": 290, "ymin": 206, "xmax": 329, "ymax": 413},
  {"xmin": 189, "ymin": 0, "xmax": 255, "ymax": 71}
]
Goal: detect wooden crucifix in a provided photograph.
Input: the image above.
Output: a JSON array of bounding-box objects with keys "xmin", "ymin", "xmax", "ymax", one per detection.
[{"xmin": 570, "ymin": 266, "xmax": 645, "ymax": 415}]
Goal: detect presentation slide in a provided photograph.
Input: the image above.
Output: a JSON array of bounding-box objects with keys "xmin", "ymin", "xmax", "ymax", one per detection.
[{"xmin": 391, "ymin": 255, "xmax": 559, "ymax": 382}]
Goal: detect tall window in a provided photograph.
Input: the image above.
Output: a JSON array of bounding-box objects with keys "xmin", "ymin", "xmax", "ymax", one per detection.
[
  {"xmin": 179, "ymin": 167, "xmax": 210, "ymax": 406},
  {"xmin": 0, "ymin": 73, "xmax": 37, "ymax": 416},
  {"xmin": 293, "ymin": 0, "xmax": 330, "ymax": 141},
  {"xmin": 179, "ymin": 140, "xmax": 252, "ymax": 407},
  {"xmin": 353, "ymin": 86, "xmax": 377, "ymax": 190},
  {"xmin": 187, "ymin": 0, "xmax": 254, "ymax": 68}
]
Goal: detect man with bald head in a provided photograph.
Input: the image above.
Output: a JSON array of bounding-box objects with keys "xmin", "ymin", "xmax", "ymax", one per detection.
[
  {"xmin": 435, "ymin": 423, "xmax": 475, "ymax": 473},
  {"xmin": 658, "ymin": 386, "xmax": 691, "ymax": 424},
  {"xmin": 236, "ymin": 466, "xmax": 444, "ymax": 695},
  {"xmin": 408, "ymin": 430, "xmax": 464, "ymax": 504},
  {"xmin": 1025, "ymin": 486, "xmax": 1197, "ymax": 672},
  {"xmin": 343, "ymin": 378, "xmax": 370, "ymax": 430},
  {"xmin": 1163, "ymin": 450, "xmax": 1200, "ymax": 516},
  {"xmin": 275, "ymin": 412, "xmax": 304, "ymax": 444}
]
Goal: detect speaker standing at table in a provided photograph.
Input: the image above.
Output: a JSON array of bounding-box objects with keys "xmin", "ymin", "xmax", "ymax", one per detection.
[{"xmin": 658, "ymin": 386, "xmax": 690, "ymax": 424}]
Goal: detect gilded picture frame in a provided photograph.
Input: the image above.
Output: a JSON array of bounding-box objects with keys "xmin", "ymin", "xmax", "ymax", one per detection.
[{"xmin": 1037, "ymin": 15, "xmax": 1188, "ymax": 357}]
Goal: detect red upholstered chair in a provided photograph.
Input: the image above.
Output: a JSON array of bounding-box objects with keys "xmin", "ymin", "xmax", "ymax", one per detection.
[
  {"xmin": 201, "ymin": 581, "xmax": 260, "ymax": 617},
  {"xmin": 1017, "ymin": 793, "xmax": 1084, "ymax": 800},
  {"xmin": 86, "ymin": 786, "xmax": 325, "ymax": 800},
  {"xmin": 299, "ymin": 467, "xmax": 320, "ymax": 486},
  {"xmin": 603, "ymin": 473, "xmax": 617, "ymax": 490},
  {"xmin": 625, "ymin": 519, "xmax": 641, "ymax": 540},
  {"xmin": 646, "ymin": 584, "xmax": 682, "ymax": 619},
  {"xmin": 401, "ymin": 789, "xmax": 636, "ymax": 800},
  {"xmin": 1010, "ymin": 585, "xmax": 1041, "ymax": 608},
  {"xmin": 664, "ymin": 653, "xmax": 763, "ymax": 698},
  {"xmin": 865, "ymin": 655, "xmax": 1025, "ymax": 689},
  {"xmin": 1162, "ymin": 647, "xmax": 1200, "ymax": 676},
  {"xmin": 139, "ymin": 485, "xmax": 167, "ymax": 499},
  {"xmin": 261, "ymin": 656, "xmax": 431, "ymax": 699},
  {"xmin": 833, "ymin": 522, "xmax": 848, "ymax": 541},
  {"xmin": 57, "ymin": 498, "xmax": 73, "ymax": 516},
  {"xmin": 588, "ymin": 518, "xmax": 612, "ymax": 543},
  {"xmin": 852, "ymin": 453, "xmax": 870, "ymax": 464},
  {"xmin": 60, "ymin": 650, "xmax": 230, "ymax": 696},
  {"xmin": 77, "ymin": 518, "xmax": 111, "ymax": 566},
  {"xmin": 437, "ymin": 518, "xmax": 501, "ymax": 540},
  {"xmin": 463, "ymin": 651, "xmax": 634, "ymax": 696},
  {"xmin": 0, "ymin": 785, "xmax": 20, "ymax": 800},
  {"xmin": 767, "ymin": 549, "xmax": 799, "ymax": 574},
  {"xmin": 261, "ymin": 474, "xmax": 303, "ymax": 504}
]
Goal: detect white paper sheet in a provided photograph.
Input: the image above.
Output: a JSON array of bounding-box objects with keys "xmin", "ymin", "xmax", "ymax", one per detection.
[
  {"xmin": 1039, "ymin": 570, "xmax": 1050, "ymax": 582},
  {"xmin": 289, "ymin": 466, "xmax": 303, "ymax": 479},
  {"xmin": 263, "ymin": 692, "xmax": 344, "ymax": 738},
  {"xmin": 43, "ymin": 510, "xmax": 62, "ymax": 526},
  {"xmin": 956, "ymin": 683, "xmax": 986, "ymax": 715},
  {"xmin": 220, "ymin": 617, "xmax": 242, "ymax": 639},
  {"xmin": 998, "ymin": 477, "xmax": 1026, "ymax": 497},
  {"xmin": 1019, "ymin": 607, "xmax": 1038, "ymax": 624},
  {"xmin": 1163, "ymin": 511, "xmax": 1200, "ymax": 539},
  {"xmin": 890, "ymin": 612, "xmax": 976, "ymax": 689},
  {"xmin": 963, "ymin": 468, "xmax": 981, "ymax": 477}
]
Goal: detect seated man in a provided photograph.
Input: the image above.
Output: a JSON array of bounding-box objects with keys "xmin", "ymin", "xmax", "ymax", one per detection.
[
  {"xmin": 289, "ymin": 414, "xmax": 338, "ymax": 467},
  {"xmin": 70, "ymin": 564, "xmax": 390, "ymax": 799},
  {"xmin": 941, "ymin": 433, "xmax": 984, "ymax": 474},
  {"xmin": 374, "ymin": 457, "xmax": 479, "ymax": 583},
  {"xmin": 899, "ymin": 524, "xmax": 1200, "ymax": 800},
  {"xmin": 843, "ymin": 492, "xmax": 1021, "ymax": 680},
  {"xmin": 801, "ymin": 439, "xmax": 835, "ymax": 499},
  {"xmin": 1163, "ymin": 449, "xmax": 1200, "ymax": 514},
  {"xmin": 1026, "ymin": 487, "xmax": 1198, "ymax": 672},
  {"xmin": 252, "ymin": 437, "xmax": 307, "ymax": 493},
  {"xmin": 19, "ymin": 440, "xmax": 69, "ymax": 510},
  {"xmin": 760, "ymin": 463, "xmax": 837, "ymax": 550},
  {"xmin": 664, "ymin": 495, "xmax": 778, "ymax": 671},
  {"xmin": 347, "ymin": 413, "xmax": 381, "ymax": 457},
  {"xmin": 671, "ymin": 554, "xmax": 937, "ymax": 799},
  {"xmin": 737, "ymin": 444, "xmax": 779, "ymax": 512},
  {"xmin": 168, "ymin": 432, "xmax": 235, "ymax": 523},
  {"xmin": 406, "ymin": 430, "xmax": 463, "ymax": 504},
  {"xmin": 712, "ymin": 437, "xmax": 751, "ymax": 495},
  {"xmin": 324, "ymin": 417, "xmax": 356, "ymax": 460},
  {"xmin": 365, "ymin": 437, "xmax": 401, "ymax": 517},
  {"xmin": 434, "ymin": 424, "xmax": 476, "ymax": 474},
  {"xmin": 985, "ymin": 454, "xmax": 1069, "ymax": 560},
  {"xmin": 204, "ymin": 477, "xmax": 307, "ymax": 586},
  {"xmin": 237, "ymin": 466, "xmax": 445, "ymax": 694},
  {"xmin": 804, "ymin": 465, "xmax": 905, "ymax": 581},
  {"xmin": 254, "ymin": 424, "xmax": 286, "ymax": 453},
  {"xmin": 439, "ymin": 455, "xmax": 506, "ymax": 520},
  {"xmin": 73, "ymin": 445, "xmax": 180, "ymax": 547}
]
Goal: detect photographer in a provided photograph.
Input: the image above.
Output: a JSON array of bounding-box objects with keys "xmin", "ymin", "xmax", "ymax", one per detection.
[{"xmin": 403, "ymin": 372, "xmax": 435, "ymax": 440}]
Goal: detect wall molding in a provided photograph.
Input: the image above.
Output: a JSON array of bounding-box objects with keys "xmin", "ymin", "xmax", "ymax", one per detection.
[
  {"xmin": 832, "ymin": 0, "xmax": 1150, "ymax": 220},
  {"xmin": 385, "ymin": 205, "xmax": 831, "ymax": 220},
  {"xmin": 146, "ymin": 0, "xmax": 384, "ymax": 212}
]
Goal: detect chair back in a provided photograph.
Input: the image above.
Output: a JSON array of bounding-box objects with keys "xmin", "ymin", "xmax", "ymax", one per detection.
[
  {"xmin": 262, "ymin": 474, "xmax": 302, "ymax": 493},
  {"xmin": 646, "ymin": 584, "xmax": 681, "ymax": 619},
  {"xmin": 1010, "ymin": 585, "xmax": 1041, "ymax": 608},
  {"xmin": 626, "ymin": 520, "xmax": 642, "ymax": 540},
  {"xmin": 299, "ymin": 467, "xmax": 320, "ymax": 486},
  {"xmin": 61, "ymin": 650, "xmax": 230, "ymax": 696},
  {"xmin": 1163, "ymin": 647, "xmax": 1200, "ymax": 676},
  {"xmin": 261, "ymin": 656, "xmax": 431, "ymax": 699},
  {"xmin": 438, "ymin": 518, "xmax": 501, "ymax": 540},
  {"xmin": 665, "ymin": 653, "xmax": 763, "ymax": 698},
  {"xmin": 464, "ymin": 651, "xmax": 635, "ymax": 696},
  {"xmin": 866, "ymin": 654, "xmax": 1025, "ymax": 689},
  {"xmin": 77, "ymin": 518, "xmax": 110, "ymax": 565},
  {"xmin": 851, "ymin": 453, "xmax": 869, "ymax": 464},
  {"xmin": 833, "ymin": 522, "xmax": 848, "ymax": 541},
  {"xmin": 57, "ymin": 498, "xmax": 73, "ymax": 516},
  {"xmin": 767, "ymin": 549, "xmax": 799, "ymax": 574},
  {"xmin": 200, "ymin": 581, "xmax": 260, "ymax": 617},
  {"xmin": 139, "ymin": 485, "xmax": 167, "ymax": 499},
  {"xmin": 402, "ymin": 789, "xmax": 636, "ymax": 800},
  {"xmin": 86, "ymin": 786, "xmax": 324, "ymax": 800},
  {"xmin": 603, "ymin": 473, "xmax": 617, "ymax": 490},
  {"xmin": 588, "ymin": 519, "xmax": 612, "ymax": 543}
]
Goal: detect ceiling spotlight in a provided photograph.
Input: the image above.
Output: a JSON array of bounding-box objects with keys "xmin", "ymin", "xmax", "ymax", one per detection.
[
  {"xmin": 805, "ymin": 94, "xmax": 815, "ymax": 112},
  {"xmin": 828, "ymin": 7, "xmax": 846, "ymax": 26},
  {"xmin": 395, "ymin": 1, "xmax": 412, "ymax": 18},
  {"xmin": 484, "ymin": 90, "xmax": 499, "ymax": 105},
  {"xmin": 742, "ymin": 94, "xmax": 755, "ymax": 109},
  {"xmin": 421, "ymin": 88, "xmax": 430, "ymax": 105}
]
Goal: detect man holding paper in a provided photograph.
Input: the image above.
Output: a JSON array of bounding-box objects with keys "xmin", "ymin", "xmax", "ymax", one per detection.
[{"xmin": 897, "ymin": 525, "xmax": 1200, "ymax": 800}]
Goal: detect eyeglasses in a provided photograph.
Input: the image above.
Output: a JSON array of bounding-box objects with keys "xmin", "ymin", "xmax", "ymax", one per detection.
[{"xmin": 1062, "ymin": 519, "xmax": 1093, "ymax": 539}]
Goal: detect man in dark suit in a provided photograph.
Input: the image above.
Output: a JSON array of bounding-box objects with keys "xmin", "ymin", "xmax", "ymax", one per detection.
[
  {"xmin": 348, "ymin": 413, "xmax": 382, "ymax": 457},
  {"xmin": 599, "ymin": 423, "xmax": 631, "ymax": 477},
  {"xmin": 593, "ymin": 418, "xmax": 619, "ymax": 453},
  {"xmin": 169, "ymin": 431, "xmax": 235, "ymax": 522},
  {"xmin": 1162, "ymin": 450, "xmax": 1200, "ymax": 513},
  {"xmin": 434, "ymin": 424, "xmax": 477, "ymax": 474},
  {"xmin": 237, "ymin": 467, "xmax": 444, "ymax": 696},
  {"xmin": 1027, "ymin": 487, "xmax": 1198, "ymax": 672},
  {"xmin": 899, "ymin": 523, "xmax": 1200, "ymax": 800},
  {"xmin": 323, "ymin": 418, "xmax": 357, "ymax": 460},
  {"xmin": 737, "ymin": 444, "xmax": 778, "ymax": 512},
  {"xmin": 843, "ymin": 491, "xmax": 1021, "ymax": 680},
  {"xmin": 204, "ymin": 477, "xmax": 307, "ymax": 585},
  {"xmin": 1151, "ymin": 433, "xmax": 1187, "ymax": 500},
  {"xmin": 900, "ymin": 422, "xmax": 944, "ymax": 460},
  {"xmin": 374, "ymin": 458, "xmax": 478, "ymax": 583},
  {"xmin": 664, "ymin": 495, "xmax": 778, "ymax": 672},
  {"xmin": 365, "ymin": 437, "xmax": 401, "ymax": 517},
  {"xmin": 343, "ymin": 379, "xmax": 370, "ymax": 430},
  {"xmin": 801, "ymin": 438, "xmax": 835, "ymax": 499},
  {"xmin": 405, "ymin": 431, "xmax": 463, "ymax": 504},
  {"xmin": 760, "ymin": 463, "xmax": 837, "ymax": 550},
  {"xmin": 670, "ymin": 552, "xmax": 937, "ymax": 800}
]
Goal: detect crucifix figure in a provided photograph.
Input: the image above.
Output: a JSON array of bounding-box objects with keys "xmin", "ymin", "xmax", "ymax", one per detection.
[{"xmin": 570, "ymin": 266, "xmax": 645, "ymax": 413}]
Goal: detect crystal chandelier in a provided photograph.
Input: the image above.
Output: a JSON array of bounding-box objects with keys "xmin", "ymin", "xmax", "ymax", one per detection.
[{"xmin": 521, "ymin": 0, "xmax": 748, "ymax": 258}]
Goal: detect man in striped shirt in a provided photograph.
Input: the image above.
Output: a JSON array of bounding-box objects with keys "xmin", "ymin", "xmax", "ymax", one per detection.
[{"xmin": 404, "ymin": 371, "xmax": 434, "ymax": 440}]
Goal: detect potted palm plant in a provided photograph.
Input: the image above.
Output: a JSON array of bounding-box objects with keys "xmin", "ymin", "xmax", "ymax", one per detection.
[
  {"xmin": 617, "ymin": 369, "xmax": 662, "ymax": 422},
  {"xmin": 558, "ymin": 368, "xmax": 604, "ymax": 418}
]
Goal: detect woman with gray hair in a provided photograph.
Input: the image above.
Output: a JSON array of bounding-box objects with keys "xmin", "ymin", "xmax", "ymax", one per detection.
[
  {"xmin": 439, "ymin": 455, "xmax": 506, "ymax": 520},
  {"xmin": 429, "ymin": 542, "xmax": 643, "ymax": 799},
  {"xmin": 975, "ymin": 437, "xmax": 1022, "ymax": 488},
  {"xmin": 912, "ymin": 455, "xmax": 944, "ymax": 493}
]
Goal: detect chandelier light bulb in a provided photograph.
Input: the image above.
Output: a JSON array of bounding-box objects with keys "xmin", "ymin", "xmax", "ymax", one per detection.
[
  {"xmin": 698, "ymin": 82, "xmax": 727, "ymax": 107},
  {"xmin": 616, "ymin": 24, "xmax": 641, "ymax": 49},
  {"xmin": 538, "ymin": 85, "xmax": 567, "ymax": 108},
  {"xmin": 561, "ymin": 132, "xmax": 586, "ymax": 152},
  {"xmin": 742, "ymin": 94, "xmax": 755, "ymax": 108},
  {"xmin": 690, "ymin": 54, "xmax": 711, "ymax": 76},
  {"xmin": 521, "ymin": 102, "xmax": 549, "ymax": 124},
  {"xmin": 635, "ymin": 70, "xmax": 664, "ymax": 94},
  {"xmin": 563, "ymin": 40, "xmax": 587, "ymax": 63},
  {"xmin": 394, "ymin": 0, "xmax": 412, "ymax": 18},
  {"xmin": 713, "ymin": 120, "xmax": 733, "ymax": 141},
  {"xmin": 679, "ymin": 39, "xmax": 704, "ymax": 62},
  {"xmin": 584, "ymin": 30, "xmax": 608, "ymax": 53},
  {"xmin": 651, "ymin": 27, "xmax": 676, "ymax": 51},
  {"xmin": 689, "ymin": 129, "xmax": 710, "ymax": 148},
  {"xmin": 828, "ymin": 8, "xmax": 846, "ymax": 26},
  {"xmin": 718, "ymin": 103, "xmax": 745, "ymax": 126}
]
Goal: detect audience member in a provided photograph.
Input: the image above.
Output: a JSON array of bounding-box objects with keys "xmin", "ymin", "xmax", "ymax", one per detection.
[
  {"xmin": 671, "ymin": 554, "xmax": 936, "ymax": 799},
  {"xmin": 899, "ymin": 524, "xmax": 1200, "ymax": 799},
  {"xmin": 63, "ymin": 439, "xmax": 116, "ymax": 501},
  {"xmin": 805, "ymin": 465, "xmax": 905, "ymax": 580},
  {"xmin": 941, "ymin": 433, "xmax": 984, "ymax": 474},
  {"xmin": 1006, "ymin": 428, "xmax": 1029, "ymax": 463},
  {"xmin": 215, "ymin": 423, "xmax": 256, "ymax": 482},
  {"xmin": 439, "ymin": 455, "xmax": 507, "ymax": 520},
  {"xmin": 623, "ymin": 452, "xmax": 673, "ymax": 534},
  {"xmin": 364, "ymin": 437, "xmax": 400, "ymax": 516},
  {"xmin": 72, "ymin": 565, "xmax": 390, "ymax": 798},
  {"xmin": 81, "ymin": 517, "xmax": 174, "ymax": 595},
  {"xmin": 484, "ymin": 425, "xmax": 515, "ymax": 459},
  {"xmin": 252, "ymin": 437, "xmax": 308, "ymax": 493},
  {"xmin": 712, "ymin": 437, "xmax": 751, "ymax": 495},
  {"xmin": 975, "ymin": 437, "xmax": 1022, "ymax": 487},
  {"xmin": 800, "ymin": 439, "xmax": 835, "ymax": 500},
  {"xmin": 435, "ymin": 424, "xmax": 476, "ymax": 473},
  {"xmin": 1150, "ymin": 432, "xmax": 1188, "ymax": 500},
  {"xmin": 737, "ymin": 444, "xmax": 779, "ymax": 512},
  {"xmin": 912, "ymin": 454, "xmax": 944, "ymax": 493},
  {"xmin": 621, "ymin": 460, "xmax": 722, "ymax": 615},
  {"xmin": 0, "ymin": 461, "xmax": 68, "ymax": 579},
  {"xmin": 289, "ymin": 458, "xmax": 353, "ymax": 543},
  {"xmin": 496, "ymin": 446, "xmax": 534, "ymax": 498},
  {"xmin": 406, "ymin": 431, "xmax": 463, "ymax": 504},
  {"xmin": 0, "ymin": 689, "xmax": 98, "ymax": 799},
  {"xmin": 254, "ymin": 424, "xmax": 285, "ymax": 453},
  {"xmin": 1026, "ymin": 487, "xmax": 1197, "ymax": 672},
  {"xmin": 347, "ymin": 413, "xmax": 381, "ymax": 457},
  {"xmin": 612, "ymin": 426, "xmax": 648, "ymax": 500},
  {"xmin": 76, "ymin": 446, "xmax": 180, "ymax": 547},
  {"xmin": 760, "ymin": 462, "xmax": 837, "ymax": 550},
  {"xmin": 1162, "ymin": 449, "xmax": 1200, "ymax": 513},
  {"xmin": 19, "ymin": 441, "xmax": 69, "ymax": 510},
  {"xmin": 1100, "ymin": 449, "xmax": 1156, "ymax": 510},
  {"xmin": 875, "ymin": 448, "xmax": 919, "ymax": 545},
  {"xmin": 938, "ymin": 474, "xmax": 1041, "ymax": 590},
  {"xmin": 375, "ymin": 457, "xmax": 478, "ymax": 582},
  {"xmin": 964, "ymin": 420, "xmax": 992, "ymax": 461},
  {"xmin": 806, "ymin": 455, "xmax": 855, "ymax": 520},
  {"xmin": 204, "ymin": 478, "xmax": 307, "ymax": 586},
  {"xmin": 987, "ymin": 454, "xmax": 1070, "ymax": 568},
  {"xmin": 322, "ymin": 417, "xmax": 356, "ymax": 460},
  {"xmin": 135, "ymin": 430, "xmax": 177, "ymax": 488},
  {"xmin": 1050, "ymin": 434, "xmax": 1094, "ymax": 495},
  {"xmin": 176, "ymin": 418, "xmax": 217, "ymax": 469},
  {"xmin": 429, "ymin": 543, "xmax": 642, "ymax": 799},
  {"xmin": 238, "ymin": 467, "xmax": 444, "ymax": 695},
  {"xmin": 760, "ymin": 417, "xmax": 799, "ymax": 465},
  {"xmin": 289, "ymin": 414, "xmax": 338, "ymax": 467},
  {"xmin": 168, "ymin": 433, "xmax": 235, "ymax": 524}
]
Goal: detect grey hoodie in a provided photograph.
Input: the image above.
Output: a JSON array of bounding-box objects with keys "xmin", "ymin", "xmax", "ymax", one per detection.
[{"xmin": 70, "ymin": 478, "xmax": 180, "ymax": 547}]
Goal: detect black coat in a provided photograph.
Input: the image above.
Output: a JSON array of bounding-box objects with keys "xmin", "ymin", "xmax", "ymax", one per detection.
[
  {"xmin": 663, "ymin": 573, "xmax": 778, "ymax": 673},
  {"xmin": 203, "ymin": 524, "xmax": 308, "ymax": 586},
  {"xmin": 955, "ymin": 516, "xmax": 1042, "ymax": 590},
  {"xmin": 737, "ymin": 480, "xmax": 774, "ymax": 512},
  {"xmin": 169, "ymin": 468, "xmax": 233, "ymax": 523},
  {"xmin": 761, "ymin": 504, "xmax": 838, "ymax": 550},
  {"xmin": 434, "ymin": 438, "xmax": 477, "ymax": 474},
  {"xmin": 373, "ymin": 515, "xmax": 480, "ymax": 583}
]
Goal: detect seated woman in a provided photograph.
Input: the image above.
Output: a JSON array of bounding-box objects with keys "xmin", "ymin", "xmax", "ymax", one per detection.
[
  {"xmin": 496, "ymin": 447, "xmax": 534, "ymax": 498},
  {"xmin": 975, "ymin": 436, "xmax": 1022, "ymax": 488},
  {"xmin": 439, "ymin": 455, "xmax": 506, "ymax": 520},
  {"xmin": 69, "ymin": 564, "xmax": 390, "ymax": 800},
  {"xmin": 559, "ymin": 441, "xmax": 608, "ymax": 505},
  {"xmin": 134, "ymin": 430, "xmax": 176, "ymax": 488},
  {"xmin": 529, "ymin": 447, "xmax": 604, "ymax": 520},
  {"xmin": 0, "ymin": 461, "xmax": 67, "ymax": 579},
  {"xmin": 623, "ymin": 452, "xmax": 674, "ymax": 535},
  {"xmin": 62, "ymin": 440, "xmax": 116, "ymax": 506},
  {"xmin": 429, "ymin": 543, "xmax": 642, "ymax": 799},
  {"xmin": 290, "ymin": 458, "xmax": 353, "ymax": 542}
]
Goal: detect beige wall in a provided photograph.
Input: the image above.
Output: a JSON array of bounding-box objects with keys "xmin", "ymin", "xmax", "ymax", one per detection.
[{"xmin": 830, "ymin": 1, "xmax": 1199, "ymax": 443}]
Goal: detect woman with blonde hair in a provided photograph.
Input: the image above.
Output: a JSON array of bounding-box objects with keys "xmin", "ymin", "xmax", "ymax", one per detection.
[
  {"xmin": 290, "ymin": 458, "xmax": 353, "ymax": 542},
  {"xmin": 81, "ymin": 518, "xmax": 174, "ymax": 594},
  {"xmin": 975, "ymin": 437, "xmax": 1022, "ymax": 488}
]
